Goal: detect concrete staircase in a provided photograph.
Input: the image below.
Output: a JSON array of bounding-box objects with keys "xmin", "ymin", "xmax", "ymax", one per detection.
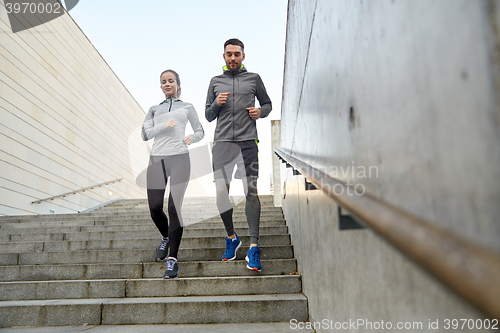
[{"xmin": 0, "ymin": 196, "xmax": 308, "ymax": 328}]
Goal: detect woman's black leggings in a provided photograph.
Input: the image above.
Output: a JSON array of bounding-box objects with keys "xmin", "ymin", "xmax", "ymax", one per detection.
[{"xmin": 146, "ymin": 153, "xmax": 190, "ymax": 259}]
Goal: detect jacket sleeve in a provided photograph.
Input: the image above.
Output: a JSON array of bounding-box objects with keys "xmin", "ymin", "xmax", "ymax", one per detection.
[
  {"xmin": 205, "ymin": 78, "xmax": 221, "ymax": 122},
  {"xmin": 255, "ymin": 74, "xmax": 272, "ymax": 118},
  {"xmin": 187, "ymin": 105, "xmax": 205, "ymax": 143},
  {"xmin": 141, "ymin": 106, "xmax": 166, "ymax": 141}
]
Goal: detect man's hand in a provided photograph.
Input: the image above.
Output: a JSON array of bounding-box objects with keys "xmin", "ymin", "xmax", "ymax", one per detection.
[
  {"xmin": 165, "ymin": 119, "xmax": 177, "ymax": 128},
  {"xmin": 247, "ymin": 107, "xmax": 261, "ymax": 120},
  {"xmin": 216, "ymin": 92, "xmax": 230, "ymax": 106},
  {"xmin": 183, "ymin": 136, "xmax": 193, "ymax": 145}
]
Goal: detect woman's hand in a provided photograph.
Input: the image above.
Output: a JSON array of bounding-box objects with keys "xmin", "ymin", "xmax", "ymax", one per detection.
[
  {"xmin": 165, "ymin": 119, "xmax": 177, "ymax": 128},
  {"xmin": 183, "ymin": 136, "xmax": 193, "ymax": 145}
]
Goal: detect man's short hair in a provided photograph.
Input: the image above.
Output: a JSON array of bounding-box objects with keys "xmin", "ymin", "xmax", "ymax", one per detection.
[{"xmin": 224, "ymin": 38, "xmax": 244, "ymax": 52}]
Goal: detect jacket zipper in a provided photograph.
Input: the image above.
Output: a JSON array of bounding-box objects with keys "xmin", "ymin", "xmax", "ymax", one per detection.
[
  {"xmin": 232, "ymin": 71, "xmax": 235, "ymax": 140},
  {"xmin": 169, "ymin": 97, "xmax": 173, "ymax": 111}
]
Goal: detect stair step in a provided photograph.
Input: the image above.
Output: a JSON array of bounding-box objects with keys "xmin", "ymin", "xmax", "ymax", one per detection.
[
  {"xmin": 0, "ymin": 196, "xmax": 308, "ymax": 327},
  {"xmin": 0, "ymin": 215, "xmax": 284, "ymax": 229},
  {"xmin": 1, "ymin": 245, "xmax": 294, "ymax": 265},
  {"xmin": 0, "ymin": 206, "xmax": 278, "ymax": 223},
  {"xmin": 0, "ymin": 322, "xmax": 314, "ymax": 333},
  {"xmin": 0, "ymin": 294, "xmax": 308, "ymax": 326},
  {"xmin": 0, "ymin": 215, "xmax": 282, "ymax": 227},
  {"xmin": 0, "ymin": 259, "xmax": 298, "ymax": 281},
  {"xmin": 1, "ymin": 226, "xmax": 288, "ymax": 243},
  {"xmin": 0, "ymin": 275, "xmax": 302, "ymax": 300},
  {"xmin": 0, "ymin": 219, "xmax": 286, "ymax": 234},
  {"xmin": 83, "ymin": 212, "xmax": 283, "ymax": 220},
  {"xmin": 0, "ymin": 235, "xmax": 291, "ymax": 253},
  {"xmin": 91, "ymin": 206, "xmax": 282, "ymax": 212}
]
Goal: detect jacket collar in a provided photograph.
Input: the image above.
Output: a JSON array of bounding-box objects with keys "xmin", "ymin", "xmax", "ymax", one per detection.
[
  {"xmin": 222, "ymin": 64, "xmax": 247, "ymax": 74},
  {"xmin": 160, "ymin": 96, "xmax": 181, "ymax": 105}
]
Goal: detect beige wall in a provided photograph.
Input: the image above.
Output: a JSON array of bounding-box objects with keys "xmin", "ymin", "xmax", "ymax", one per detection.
[{"xmin": 0, "ymin": 1, "xmax": 147, "ymax": 215}]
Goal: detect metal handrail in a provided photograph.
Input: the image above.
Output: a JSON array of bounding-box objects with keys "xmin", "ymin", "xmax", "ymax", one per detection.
[
  {"xmin": 31, "ymin": 178, "xmax": 123, "ymax": 204},
  {"xmin": 274, "ymin": 148, "xmax": 500, "ymax": 319}
]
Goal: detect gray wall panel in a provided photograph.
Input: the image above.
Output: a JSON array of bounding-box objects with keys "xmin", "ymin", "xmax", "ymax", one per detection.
[{"xmin": 281, "ymin": 0, "xmax": 499, "ymax": 330}]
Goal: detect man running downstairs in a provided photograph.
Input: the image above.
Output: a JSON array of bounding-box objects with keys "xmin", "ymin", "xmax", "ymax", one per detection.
[{"xmin": 205, "ymin": 38, "xmax": 272, "ymax": 272}]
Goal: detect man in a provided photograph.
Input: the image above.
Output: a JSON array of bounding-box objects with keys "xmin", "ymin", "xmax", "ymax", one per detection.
[{"xmin": 205, "ymin": 38, "xmax": 272, "ymax": 271}]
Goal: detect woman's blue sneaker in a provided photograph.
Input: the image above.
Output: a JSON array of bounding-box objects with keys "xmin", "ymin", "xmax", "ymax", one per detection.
[
  {"xmin": 222, "ymin": 233, "xmax": 241, "ymax": 261},
  {"xmin": 245, "ymin": 246, "xmax": 262, "ymax": 272}
]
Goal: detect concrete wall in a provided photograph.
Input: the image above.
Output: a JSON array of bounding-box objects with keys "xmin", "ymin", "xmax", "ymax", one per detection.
[
  {"xmin": 0, "ymin": 1, "xmax": 147, "ymax": 215},
  {"xmin": 281, "ymin": 0, "xmax": 500, "ymax": 331}
]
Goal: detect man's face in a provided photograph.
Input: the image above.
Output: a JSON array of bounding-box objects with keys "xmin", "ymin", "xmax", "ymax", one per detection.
[{"xmin": 223, "ymin": 45, "xmax": 245, "ymax": 71}]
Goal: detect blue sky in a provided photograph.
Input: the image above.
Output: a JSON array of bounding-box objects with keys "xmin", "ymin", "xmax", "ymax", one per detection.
[{"xmin": 67, "ymin": 0, "xmax": 288, "ymax": 194}]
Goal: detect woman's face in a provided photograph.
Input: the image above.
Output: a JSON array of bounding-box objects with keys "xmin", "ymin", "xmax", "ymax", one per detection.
[{"xmin": 160, "ymin": 72, "xmax": 179, "ymax": 98}]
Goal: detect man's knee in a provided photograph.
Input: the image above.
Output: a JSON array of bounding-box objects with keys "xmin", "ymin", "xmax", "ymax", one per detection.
[
  {"xmin": 246, "ymin": 192, "xmax": 259, "ymax": 202},
  {"xmin": 245, "ymin": 180, "xmax": 259, "ymax": 200}
]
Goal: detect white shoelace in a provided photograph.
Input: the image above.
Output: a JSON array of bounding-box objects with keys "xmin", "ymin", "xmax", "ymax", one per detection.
[
  {"xmin": 159, "ymin": 237, "xmax": 169, "ymax": 251},
  {"xmin": 166, "ymin": 258, "xmax": 177, "ymax": 270}
]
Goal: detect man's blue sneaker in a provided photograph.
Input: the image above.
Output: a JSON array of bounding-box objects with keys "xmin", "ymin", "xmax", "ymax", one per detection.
[
  {"xmin": 245, "ymin": 246, "xmax": 262, "ymax": 272},
  {"xmin": 222, "ymin": 233, "xmax": 241, "ymax": 261}
]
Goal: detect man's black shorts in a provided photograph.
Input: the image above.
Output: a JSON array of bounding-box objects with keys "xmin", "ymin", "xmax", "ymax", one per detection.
[{"xmin": 212, "ymin": 140, "xmax": 258, "ymax": 183}]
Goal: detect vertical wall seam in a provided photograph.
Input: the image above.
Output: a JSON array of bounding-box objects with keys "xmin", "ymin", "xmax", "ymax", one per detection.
[
  {"xmin": 487, "ymin": 0, "xmax": 500, "ymax": 145},
  {"xmin": 291, "ymin": 0, "xmax": 319, "ymax": 153},
  {"xmin": 281, "ymin": 0, "xmax": 292, "ymax": 120}
]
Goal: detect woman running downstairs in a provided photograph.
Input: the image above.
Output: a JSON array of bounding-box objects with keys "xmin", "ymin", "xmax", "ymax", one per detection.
[{"xmin": 141, "ymin": 69, "xmax": 204, "ymax": 279}]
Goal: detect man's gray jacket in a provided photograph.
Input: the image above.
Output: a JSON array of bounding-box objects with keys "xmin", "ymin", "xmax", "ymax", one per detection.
[{"xmin": 205, "ymin": 65, "xmax": 272, "ymax": 142}]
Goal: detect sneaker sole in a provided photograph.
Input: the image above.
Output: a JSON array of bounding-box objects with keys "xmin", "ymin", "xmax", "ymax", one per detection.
[
  {"xmin": 222, "ymin": 240, "xmax": 242, "ymax": 261},
  {"xmin": 163, "ymin": 268, "xmax": 179, "ymax": 279},
  {"xmin": 245, "ymin": 255, "xmax": 262, "ymax": 272},
  {"xmin": 246, "ymin": 265, "xmax": 261, "ymax": 272}
]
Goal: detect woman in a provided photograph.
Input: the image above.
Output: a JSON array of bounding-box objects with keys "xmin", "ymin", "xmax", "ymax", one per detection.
[{"xmin": 141, "ymin": 69, "xmax": 204, "ymax": 279}]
